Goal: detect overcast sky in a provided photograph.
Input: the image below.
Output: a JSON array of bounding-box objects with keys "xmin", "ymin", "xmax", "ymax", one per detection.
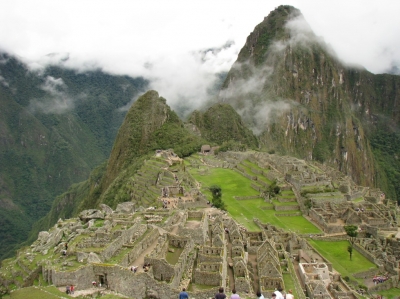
[{"xmin": 1, "ymin": 0, "xmax": 399, "ymax": 109}]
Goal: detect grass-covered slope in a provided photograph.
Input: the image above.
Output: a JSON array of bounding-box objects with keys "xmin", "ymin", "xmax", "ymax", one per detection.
[{"xmin": 98, "ymin": 90, "xmax": 205, "ymax": 207}]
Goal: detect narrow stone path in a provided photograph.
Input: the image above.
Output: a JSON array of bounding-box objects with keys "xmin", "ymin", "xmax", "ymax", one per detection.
[
  {"xmin": 248, "ymin": 254, "xmax": 259, "ymax": 293},
  {"xmin": 226, "ymin": 233, "xmax": 235, "ymax": 291},
  {"xmin": 128, "ymin": 241, "xmax": 157, "ymax": 273}
]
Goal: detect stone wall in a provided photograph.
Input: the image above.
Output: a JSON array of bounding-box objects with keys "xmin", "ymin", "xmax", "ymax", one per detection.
[
  {"xmin": 120, "ymin": 228, "xmax": 159, "ymax": 267},
  {"xmin": 187, "ymin": 211, "xmax": 203, "ymax": 219},
  {"xmin": 46, "ymin": 265, "xmax": 94, "ymax": 290},
  {"xmin": 276, "ymin": 212, "xmax": 302, "ymax": 217},
  {"xmin": 198, "ymin": 253, "xmax": 222, "ymax": 263},
  {"xmin": 146, "ymin": 257, "xmax": 174, "ymax": 282},
  {"xmin": 234, "ymin": 168, "xmax": 256, "ymax": 181},
  {"xmin": 251, "ymin": 183, "xmax": 264, "ymax": 192},
  {"xmin": 178, "ymin": 226, "xmax": 205, "ymax": 245},
  {"xmin": 274, "ymin": 205, "xmax": 300, "ymax": 211},
  {"xmin": 100, "ymin": 220, "xmax": 142, "ymax": 262},
  {"xmin": 194, "ymin": 268, "xmax": 222, "ymax": 286},
  {"xmin": 235, "ymin": 276, "xmax": 252, "ymax": 293},
  {"xmin": 353, "ymin": 243, "xmax": 379, "ymax": 265},
  {"xmin": 234, "ymin": 195, "xmax": 260, "ymax": 200},
  {"xmin": 353, "ymin": 268, "xmax": 380, "ymax": 279}
]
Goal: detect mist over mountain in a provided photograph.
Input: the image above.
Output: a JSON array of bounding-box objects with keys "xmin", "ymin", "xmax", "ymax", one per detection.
[
  {"xmin": 218, "ymin": 5, "xmax": 400, "ymax": 200},
  {"xmin": 0, "ymin": 53, "xmax": 148, "ymax": 259},
  {"xmin": 1, "ymin": 4, "xmax": 400, "ymax": 262}
]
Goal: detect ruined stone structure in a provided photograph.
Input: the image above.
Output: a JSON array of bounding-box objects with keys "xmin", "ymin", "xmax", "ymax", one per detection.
[{"xmin": 1, "ymin": 150, "xmax": 399, "ymax": 299}]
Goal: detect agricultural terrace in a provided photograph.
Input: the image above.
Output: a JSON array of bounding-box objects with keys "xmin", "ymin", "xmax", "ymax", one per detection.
[
  {"xmin": 308, "ymin": 240, "xmax": 378, "ymax": 283},
  {"xmin": 188, "ymin": 165, "xmax": 320, "ymax": 234}
]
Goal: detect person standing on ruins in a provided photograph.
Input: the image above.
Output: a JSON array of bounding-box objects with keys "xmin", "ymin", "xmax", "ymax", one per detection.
[
  {"xmin": 179, "ymin": 288, "xmax": 189, "ymax": 299},
  {"xmin": 215, "ymin": 287, "xmax": 226, "ymax": 299},
  {"xmin": 286, "ymin": 290, "xmax": 294, "ymax": 299},
  {"xmin": 275, "ymin": 288, "xmax": 284, "ymax": 299},
  {"xmin": 230, "ymin": 289, "xmax": 240, "ymax": 299},
  {"xmin": 256, "ymin": 291, "xmax": 265, "ymax": 299}
]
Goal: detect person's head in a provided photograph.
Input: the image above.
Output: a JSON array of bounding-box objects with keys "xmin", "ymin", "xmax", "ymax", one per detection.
[
  {"xmin": 232, "ymin": 289, "xmax": 236, "ymax": 294},
  {"xmin": 278, "ymin": 288, "xmax": 283, "ymax": 292},
  {"xmin": 257, "ymin": 291, "xmax": 262, "ymax": 297},
  {"xmin": 219, "ymin": 287, "xmax": 224, "ymax": 293},
  {"xmin": 288, "ymin": 290, "xmax": 292, "ymax": 294},
  {"xmin": 272, "ymin": 293, "xmax": 277, "ymax": 298},
  {"xmin": 182, "ymin": 288, "xmax": 186, "ymax": 292}
]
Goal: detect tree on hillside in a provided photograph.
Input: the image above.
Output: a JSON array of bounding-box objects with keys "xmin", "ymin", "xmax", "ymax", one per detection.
[
  {"xmin": 344, "ymin": 225, "xmax": 358, "ymax": 244},
  {"xmin": 209, "ymin": 185, "xmax": 226, "ymax": 210},
  {"xmin": 347, "ymin": 245, "xmax": 353, "ymax": 261},
  {"xmin": 267, "ymin": 179, "xmax": 280, "ymax": 198}
]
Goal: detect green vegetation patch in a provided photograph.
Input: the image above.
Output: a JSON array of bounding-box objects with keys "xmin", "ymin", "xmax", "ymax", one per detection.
[
  {"xmin": 283, "ymin": 273, "xmax": 300, "ymax": 299},
  {"xmin": 376, "ymin": 287, "xmax": 400, "ymax": 299},
  {"xmin": 308, "ymin": 240, "xmax": 377, "ymax": 281},
  {"xmin": 10, "ymin": 286, "xmax": 66, "ymax": 299},
  {"xmin": 189, "ymin": 166, "xmax": 320, "ymax": 233},
  {"xmin": 166, "ymin": 246, "xmax": 184, "ymax": 265}
]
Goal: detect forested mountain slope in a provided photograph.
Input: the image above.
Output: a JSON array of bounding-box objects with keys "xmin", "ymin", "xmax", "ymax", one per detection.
[{"xmin": 0, "ymin": 53, "xmax": 147, "ymax": 259}]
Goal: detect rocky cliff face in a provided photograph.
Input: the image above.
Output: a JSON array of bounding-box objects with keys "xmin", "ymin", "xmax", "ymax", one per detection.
[{"xmin": 219, "ymin": 5, "xmax": 400, "ymax": 199}]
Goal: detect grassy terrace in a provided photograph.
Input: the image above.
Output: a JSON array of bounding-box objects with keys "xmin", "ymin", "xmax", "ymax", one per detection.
[
  {"xmin": 166, "ymin": 246, "xmax": 184, "ymax": 265},
  {"xmin": 279, "ymin": 190, "xmax": 296, "ymax": 198},
  {"xmin": 308, "ymin": 240, "xmax": 377, "ymax": 283},
  {"xmin": 283, "ymin": 273, "xmax": 300, "ymax": 298},
  {"xmin": 189, "ymin": 165, "xmax": 320, "ymax": 234},
  {"xmin": 240, "ymin": 160, "xmax": 273, "ymax": 185}
]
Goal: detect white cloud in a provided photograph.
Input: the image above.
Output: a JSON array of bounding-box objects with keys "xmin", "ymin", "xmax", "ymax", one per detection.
[
  {"xmin": 0, "ymin": 0, "xmax": 399, "ymax": 111},
  {"xmin": 29, "ymin": 76, "xmax": 76, "ymax": 114},
  {"xmin": 0, "ymin": 75, "xmax": 9, "ymax": 87}
]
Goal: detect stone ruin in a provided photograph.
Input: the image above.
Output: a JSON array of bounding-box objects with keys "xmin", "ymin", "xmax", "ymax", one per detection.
[
  {"xmin": 1, "ymin": 150, "xmax": 399, "ymax": 299},
  {"xmin": 0, "ymin": 203, "xmax": 315, "ymax": 299}
]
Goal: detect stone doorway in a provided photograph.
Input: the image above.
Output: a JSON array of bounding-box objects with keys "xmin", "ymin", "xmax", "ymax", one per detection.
[{"xmin": 96, "ymin": 273, "xmax": 108, "ymax": 288}]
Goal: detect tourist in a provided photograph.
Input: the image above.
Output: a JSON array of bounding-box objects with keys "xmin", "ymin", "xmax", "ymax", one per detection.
[
  {"xmin": 286, "ymin": 289, "xmax": 294, "ymax": 299},
  {"xmin": 70, "ymin": 285, "xmax": 74, "ymax": 294},
  {"xmin": 66, "ymin": 285, "xmax": 70, "ymax": 294},
  {"xmin": 230, "ymin": 289, "xmax": 240, "ymax": 299},
  {"xmin": 92, "ymin": 280, "xmax": 97, "ymax": 287},
  {"xmin": 179, "ymin": 287, "xmax": 189, "ymax": 299},
  {"xmin": 215, "ymin": 287, "xmax": 226, "ymax": 299},
  {"xmin": 271, "ymin": 293, "xmax": 277, "ymax": 299},
  {"xmin": 256, "ymin": 291, "xmax": 265, "ymax": 299},
  {"xmin": 275, "ymin": 288, "xmax": 284, "ymax": 299}
]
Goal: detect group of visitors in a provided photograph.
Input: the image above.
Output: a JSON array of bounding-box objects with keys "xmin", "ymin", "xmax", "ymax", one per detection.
[
  {"xmin": 178, "ymin": 286, "xmax": 294, "ymax": 299},
  {"xmin": 65, "ymin": 284, "xmax": 74, "ymax": 294},
  {"xmin": 372, "ymin": 275, "xmax": 388, "ymax": 284}
]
